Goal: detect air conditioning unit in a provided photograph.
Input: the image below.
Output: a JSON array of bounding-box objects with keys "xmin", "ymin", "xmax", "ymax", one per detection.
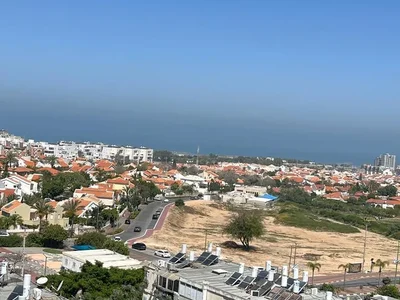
[
  {"xmin": 251, "ymin": 290, "xmax": 260, "ymax": 297},
  {"xmin": 158, "ymin": 260, "xmax": 166, "ymax": 268}
]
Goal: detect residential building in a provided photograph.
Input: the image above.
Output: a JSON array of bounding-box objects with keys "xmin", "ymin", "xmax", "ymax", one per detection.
[
  {"xmin": 0, "ymin": 175, "xmax": 39, "ymax": 197},
  {"xmin": 73, "ymin": 187, "xmax": 115, "ymax": 206},
  {"xmin": 375, "ymin": 153, "xmax": 396, "ymax": 170},
  {"xmin": 234, "ymin": 185, "xmax": 267, "ymax": 196},
  {"xmin": 143, "ymin": 245, "xmax": 307, "ymax": 300},
  {"xmin": 0, "ymin": 200, "xmax": 69, "ymax": 228},
  {"xmin": 62, "ymin": 249, "xmax": 142, "ymax": 272}
]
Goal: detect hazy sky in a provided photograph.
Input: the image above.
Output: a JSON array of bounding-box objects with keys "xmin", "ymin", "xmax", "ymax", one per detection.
[{"xmin": 1, "ymin": 1, "xmax": 399, "ymax": 164}]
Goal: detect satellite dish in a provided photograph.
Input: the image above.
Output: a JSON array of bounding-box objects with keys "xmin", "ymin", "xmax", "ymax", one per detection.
[{"xmin": 36, "ymin": 277, "xmax": 48, "ymax": 285}]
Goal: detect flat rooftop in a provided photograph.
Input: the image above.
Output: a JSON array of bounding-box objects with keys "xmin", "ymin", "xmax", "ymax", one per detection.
[{"xmin": 63, "ymin": 249, "xmax": 142, "ymax": 269}]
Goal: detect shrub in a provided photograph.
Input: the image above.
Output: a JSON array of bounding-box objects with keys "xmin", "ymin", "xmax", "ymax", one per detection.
[
  {"xmin": 111, "ymin": 228, "xmax": 123, "ymax": 235},
  {"xmin": 26, "ymin": 233, "xmax": 44, "ymax": 247},
  {"xmin": 0, "ymin": 234, "xmax": 23, "ymax": 247},
  {"xmin": 319, "ymin": 283, "xmax": 336, "ymax": 293},
  {"xmin": 130, "ymin": 210, "xmax": 140, "ymax": 219},
  {"xmin": 175, "ymin": 199, "xmax": 185, "ymax": 207},
  {"xmin": 76, "ymin": 232, "xmax": 129, "ymax": 255},
  {"xmin": 376, "ymin": 285, "xmax": 400, "ymax": 298}
]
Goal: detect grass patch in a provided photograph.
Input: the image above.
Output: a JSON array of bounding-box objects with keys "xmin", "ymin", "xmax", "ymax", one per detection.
[
  {"xmin": 43, "ymin": 248, "xmax": 63, "ymax": 254},
  {"xmin": 275, "ymin": 205, "xmax": 360, "ymax": 234},
  {"xmin": 264, "ymin": 237, "xmax": 278, "ymax": 243}
]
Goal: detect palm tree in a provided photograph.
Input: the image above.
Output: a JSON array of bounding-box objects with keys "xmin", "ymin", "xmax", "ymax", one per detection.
[
  {"xmin": 307, "ymin": 261, "xmax": 321, "ymax": 285},
  {"xmin": 374, "ymin": 259, "xmax": 390, "ymax": 286},
  {"xmin": 33, "ymin": 198, "xmax": 55, "ymax": 232},
  {"xmin": 46, "ymin": 155, "xmax": 57, "ymax": 169},
  {"xmin": 338, "ymin": 263, "xmax": 351, "ymax": 290},
  {"xmin": 8, "ymin": 214, "xmax": 23, "ymax": 229},
  {"xmin": 1, "ymin": 151, "xmax": 17, "ymax": 178},
  {"xmin": 63, "ymin": 199, "xmax": 80, "ymax": 237}
]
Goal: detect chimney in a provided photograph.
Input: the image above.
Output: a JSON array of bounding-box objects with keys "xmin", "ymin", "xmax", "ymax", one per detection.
[
  {"xmin": 268, "ymin": 269, "xmax": 275, "ymax": 281},
  {"xmin": 293, "ymin": 280, "xmax": 300, "ymax": 293},
  {"xmin": 302, "ymin": 271, "xmax": 309, "ymax": 283},
  {"xmin": 181, "ymin": 244, "xmax": 187, "ymax": 254},
  {"xmin": 216, "ymin": 247, "xmax": 222, "ymax": 257},
  {"xmin": 265, "ymin": 260, "xmax": 272, "ymax": 271},
  {"xmin": 238, "ymin": 263, "xmax": 245, "ymax": 274},
  {"xmin": 293, "ymin": 266, "xmax": 299, "ymax": 279},
  {"xmin": 281, "ymin": 266, "xmax": 288, "ymax": 287},
  {"xmin": 189, "ymin": 251, "xmax": 195, "ymax": 262},
  {"xmin": 207, "ymin": 242, "xmax": 213, "ymax": 253},
  {"xmin": 251, "ymin": 266, "xmax": 258, "ymax": 278}
]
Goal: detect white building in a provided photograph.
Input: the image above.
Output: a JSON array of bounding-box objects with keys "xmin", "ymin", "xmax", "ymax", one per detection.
[
  {"xmin": 0, "ymin": 175, "xmax": 39, "ymax": 197},
  {"xmin": 62, "ymin": 249, "xmax": 142, "ymax": 272}
]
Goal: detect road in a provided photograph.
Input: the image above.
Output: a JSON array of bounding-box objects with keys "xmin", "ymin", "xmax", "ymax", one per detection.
[{"xmin": 118, "ymin": 201, "xmax": 168, "ymax": 241}]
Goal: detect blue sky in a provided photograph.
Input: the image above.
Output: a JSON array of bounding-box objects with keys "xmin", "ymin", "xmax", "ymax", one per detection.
[{"xmin": 1, "ymin": 1, "xmax": 399, "ymax": 164}]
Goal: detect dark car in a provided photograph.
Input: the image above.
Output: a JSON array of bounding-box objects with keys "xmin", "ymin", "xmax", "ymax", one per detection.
[
  {"xmin": 125, "ymin": 219, "xmax": 131, "ymax": 224},
  {"xmin": 152, "ymin": 214, "xmax": 159, "ymax": 220},
  {"xmin": 132, "ymin": 243, "xmax": 146, "ymax": 250},
  {"xmin": 134, "ymin": 226, "xmax": 141, "ymax": 232}
]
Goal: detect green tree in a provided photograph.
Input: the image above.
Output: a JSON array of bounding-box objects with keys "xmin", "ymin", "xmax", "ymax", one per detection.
[
  {"xmin": 103, "ymin": 239, "xmax": 129, "ymax": 255},
  {"xmin": 101, "ymin": 209, "xmax": 119, "ymax": 227},
  {"xmin": 376, "ymin": 285, "xmax": 400, "ymax": 298},
  {"xmin": 223, "ymin": 210, "xmax": 265, "ymax": 250},
  {"xmin": 46, "ymin": 261, "xmax": 144, "ymax": 299},
  {"xmin": 46, "ymin": 155, "xmax": 57, "ymax": 169},
  {"xmin": 306, "ymin": 261, "xmax": 321, "ymax": 285},
  {"xmin": 374, "ymin": 259, "xmax": 390, "ymax": 286},
  {"xmin": 41, "ymin": 224, "xmax": 68, "ymax": 248},
  {"xmin": 63, "ymin": 199, "xmax": 80, "ymax": 237},
  {"xmin": 377, "ymin": 185, "xmax": 397, "ymax": 197},
  {"xmin": 0, "ymin": 217, "xmax": 10, "ymax": 230},
  {"xmin": 8, "ymin": 214, "xmax": 23, "ymax": 229},
  {"xmin": 1, "ymin": 151, "xmax": 17, "ymax": 178},
  {"xmin": 76, "ymin": 232, "xmax": 107, "ymax": 249},
  {"xmin": 338, "ymin": 263, "xmax": 350, "ymax": 289},
  {"xmin": 33, "ymin": 198, "xmax": 55, "ymax": 232},
  {"xmin": 175, "ymin": 199, "xmax": 185, "ymax": 207}
]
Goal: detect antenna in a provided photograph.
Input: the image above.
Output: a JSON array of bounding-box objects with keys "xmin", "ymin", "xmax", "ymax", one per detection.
[{"xmin": 196, "ymin": 146, "xmax": 199, "ymax": 166}]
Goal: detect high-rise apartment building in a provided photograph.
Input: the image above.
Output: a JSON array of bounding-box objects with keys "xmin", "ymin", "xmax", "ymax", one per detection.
[{"xmin": 374, "ymin": 153, "xmax": 396, "ymax": 170}]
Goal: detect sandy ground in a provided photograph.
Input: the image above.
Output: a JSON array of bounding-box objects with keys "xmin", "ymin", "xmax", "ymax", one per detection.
[
  {"xmin": 141, "ymin": 201, "xmax": 399, "ymax": 275},
  {"xmin": 27, "ymin": 253, "xmax": 61, "ymax": 271}
]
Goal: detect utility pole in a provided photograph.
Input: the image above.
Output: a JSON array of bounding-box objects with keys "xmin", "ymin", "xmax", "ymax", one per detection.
[
  {"xmin": 204, "ymin": 229, "xmax": 208, "ymax": 250},
  {"xmin": 288, "ymin": 245, "xmax": 293, "ymax": 274},
  {"xmin": 362, "ymin": 220, "xmax": 368, "ymax": 273},
  {"xmin": 395, "ymin": 240, "xmax": 400, "ymax": 284},
  {"xmin": 21, "ymin": 229, "xmax": 26, "ymax": 277},
  {"xmin": 293, "ymin": 243, "xmax": 297, "ymax": 267}
]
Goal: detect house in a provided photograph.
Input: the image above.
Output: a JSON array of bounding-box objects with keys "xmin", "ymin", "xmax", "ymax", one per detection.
[
  {"xmin": 322, "ymin": 192, "xmax": 346, "ymax": 202},
  {"xmin": 73, "ymin": 187, "xmax": 115, "ymax": 206},
  {"xmin": 106, "ymin": 177, "xmax": 130, "ymax": 191},
  {"xmin": 0, "ymin": 175, "xmax": 39, "ymax": 197},
  {"xmin": 1, "ymin": 200, "xmax": 30, "ymax": 220},
  {"xmin": 366, "ymin": 198, "xmax": 400, "ymax": 209},
  {"xmin": 1, "ymin": 199, "xmax": 69, "ymax": 228}
]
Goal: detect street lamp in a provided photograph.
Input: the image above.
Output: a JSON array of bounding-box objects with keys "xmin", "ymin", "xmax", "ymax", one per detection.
[{"xmin": 43, "ymin": 253, "xmax": 51, "ymax": 276}]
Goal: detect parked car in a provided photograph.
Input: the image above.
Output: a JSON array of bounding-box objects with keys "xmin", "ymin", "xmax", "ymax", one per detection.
[
  {"xmin": 132, "ymin": 243, "xmax": 146, "ymax": 250},
  {"xmin": 152, "ymin": 214, "xmax": 159, "ymax": 220},
  {"xmin": 163, "ymin": 199, "xmax": 169, "ymax": 202},
  {"xmin": 134, "ymin": 226, "xmax": 141, "ymax": 232},
  {"xmin": 114, "ymin": 236, "xmax": 121, "ymax": 241},
  {"xmin": 125, "ymin": 219, "xmax": 131, "ymax": 225},
  {"xmin": 154, "ymin": 250, "xmax": 171, "ymax": 258}
]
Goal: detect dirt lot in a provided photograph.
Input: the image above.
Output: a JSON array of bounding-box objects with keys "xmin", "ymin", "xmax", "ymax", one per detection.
[{"xmin": 141, "ymin": 200, "xmax": 399, "ymax": 275}]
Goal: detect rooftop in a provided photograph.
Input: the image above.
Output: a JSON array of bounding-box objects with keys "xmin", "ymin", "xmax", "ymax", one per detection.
[{"xmin": 62, "ymin": 249, "xmax": 142, "ymax": 269}]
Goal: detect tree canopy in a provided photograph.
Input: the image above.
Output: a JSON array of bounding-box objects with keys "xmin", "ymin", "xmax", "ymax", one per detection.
[
  {"xmin": 223, "ymin": 210, "xmax": 265, "ymax": 250},
  {"xmin": 42, "ymin": 172, "xmax": 91, "ymax": 198},
  {"xmin": 46, "ymin": 261, "xmax": 144, "ymax": 299},
  {"xmin": 76, "ymin": 232, "xmax": 129, "ymax": 255}
]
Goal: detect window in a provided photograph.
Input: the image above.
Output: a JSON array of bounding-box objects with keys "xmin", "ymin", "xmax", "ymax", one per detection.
[
  {"xmin": 167, "ymin": 279, "xmax": 174, "ymax": 291},
  {"xmin": 72, "ymin": 262, "xmax": 76, "ymax": 269},
  {"xmin": 159, "ymin": 276, "xmax": 167, "ymax": 288},
  {"xmin": 173, "ymin": 280, "xmax": 179, "ymax": 292}
]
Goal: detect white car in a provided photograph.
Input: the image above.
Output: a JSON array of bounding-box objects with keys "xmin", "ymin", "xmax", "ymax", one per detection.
[
  {"xmin": 154, "ymin": 250, "xmax": 171, "ymax": 258},
  {"xmin": 114, "ymin": 236, "xmax": 121, "ymax": 241},
  {"xmin": 164, "ymin": 199, "xmax": 169, "ymax": 202}
]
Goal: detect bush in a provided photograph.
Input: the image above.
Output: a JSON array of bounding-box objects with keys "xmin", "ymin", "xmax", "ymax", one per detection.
[
  {"xmin": 41, "ymin": 224, "xmax": 68, "ymax": 248},
  {"xmin": 175, "ymin": 199, "xmax": 185, "ymax": 207},
  {"xmin": 376, "ymin": 285, "xmax": 400, "ymax": 298},
  {"xmin": 76, "ymin": 232, "xmax": 129, "ymax": 255},
  {"xmin": 0, "ymin": 234, "xmax": 23, "ymax": 247},
  {"xmin": 110, "ymin": 228, "xmax": 123, "ymax": 235},
  {"xmin": 319, "ymin": 283, "xmax": 336, "ymax": 293},
  {"xmin": 26, "ymin": 233, "xmax": 44, "ymax": 247},
  {"xmin": 130, "ymin": 210, "xmax": 140, "ymax": 219}
]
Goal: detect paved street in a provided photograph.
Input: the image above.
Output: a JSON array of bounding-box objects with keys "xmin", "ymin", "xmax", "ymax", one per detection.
[{"xmin": 119, "ymin": 201, "xmax": 167, "ymax": 241}]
